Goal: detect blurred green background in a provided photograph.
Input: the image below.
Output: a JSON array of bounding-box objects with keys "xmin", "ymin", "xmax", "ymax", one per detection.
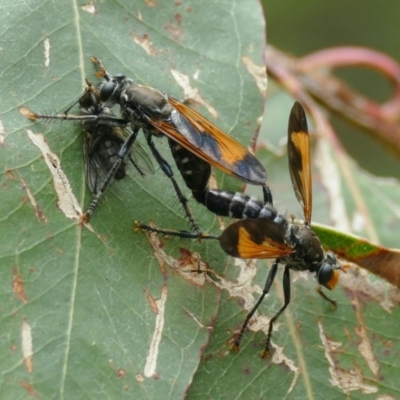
[{"xmin": 263, "ymin": 0, "xmax": 400, "ymax": 179}]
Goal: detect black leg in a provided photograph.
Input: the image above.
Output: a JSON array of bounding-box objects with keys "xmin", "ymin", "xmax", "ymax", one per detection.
[
  {"xmin": 262, "ymin": 265, "xmax": 291, "ymax": 358},
  {"xmin": 135, "ymin": 221, "xmax": 218, "ymax": 241},
  {"xmin": 232, "ymin": 259, "xmax": 279, "ymax": 352},
  {"xmin": 262, "ymin": 184, "xmax": 273, "ymax": 206},
  {"xmin": 316, "ymin": 286, "xmax": 337, "ymax": 310},
  {"xmin": 128, "ymin": 154, "xmax": 146, "ymax": 178},
  {"xmin": 29, "ymin": 110, "xmax": 128, "ymax": 127},
  {"xmin": 83, "ymin": 129, "xmax": 139, "ymax": 221},
  {"xmin": 144, "ymin": 133, "xmax": 201, "ymax": 234}
]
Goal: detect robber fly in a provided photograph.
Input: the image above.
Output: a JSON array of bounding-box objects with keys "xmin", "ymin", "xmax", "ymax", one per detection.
[
  {"xmin": 138, "ymin": 102, "xmax": 343, "ymax": 357},
  {"xmin": 27, "ymin": 80, "xmax": 153, "ymax": 198},
  {"xmin": 85, "ymin": 56, "xmax": 269, "ymax": 229},
  {"xmin": 26, "ymin": 57, "xmax": 268, "ymax": 229}
]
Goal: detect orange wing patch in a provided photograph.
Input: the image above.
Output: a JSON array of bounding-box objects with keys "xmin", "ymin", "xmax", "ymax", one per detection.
[
  {"xmin": 288, "ymin": 102, "xmax": 312, "ymax": 224},
  {"xmin": 148, "ymin": 97, "xmax": 267, "ymax": 185},
  {"xmin": 234, "ymin": 226, "xmax": 294, "ymax": 259},
  {"xmin": 219, "ymin": 218, "xmax": 294, "ymax": 259},
  {"xmin": 170, "ymin": 98, "xmax": 249, "ymax": 165}
]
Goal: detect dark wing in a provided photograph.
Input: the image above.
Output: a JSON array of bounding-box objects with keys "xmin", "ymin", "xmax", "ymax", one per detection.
[
  {"xmin": 83, "ymin": 129, "xmax": 104, "ymax": 194},
  {"xmin": 287, "ymin": 102, "xmax": 312, "ymax": 224},
  {"xmin": 84, "ymin": 124, "xmax": 154, "ymax": 194},
  {"xmin": 219, "ymin": 218, "xmax": 294, "ymax": 259},
  {"xmin": 147, "ymin": 97, "xmax": 267, "ymax": 186}
]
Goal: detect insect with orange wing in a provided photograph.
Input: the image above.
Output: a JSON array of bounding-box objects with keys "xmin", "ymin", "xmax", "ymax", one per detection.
[
  {"xmin": 92, "ymin": 57, "xmax": 269, "ymax": 228},
  {"xmin": 28, "ymin": 57, "xmax": 269, "ymax": 228},
  {"xmin": 138, "ymin": 102, "xmax": 343, "ymax": 356}
]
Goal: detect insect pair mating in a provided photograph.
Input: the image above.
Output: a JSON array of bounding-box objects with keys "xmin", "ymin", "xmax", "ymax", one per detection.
[
  {"xmin": 28, "ymin": 57, "xmax": 270, "ymax": 231},
  {"xmin": 27, "ymin": 58, "xmax": 343, "ymax": 356}
]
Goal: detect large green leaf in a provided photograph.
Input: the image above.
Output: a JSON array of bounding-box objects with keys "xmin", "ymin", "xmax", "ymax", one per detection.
[
  {"xmin": 2, "ymin": 1, "xmax": 399, "ymax": 399},
  {"xmin": 0, "ymin": 0, "xmax": 266, "ymax": 399}
]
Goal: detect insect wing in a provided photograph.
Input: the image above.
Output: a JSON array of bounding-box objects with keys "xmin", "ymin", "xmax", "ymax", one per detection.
[
  {"xmin": 148, "ymin": 97, "xmax": 267, "ymax": 185},
  {"xmin": 84, "ymin": 124, "xmax": 154, "ymax": 194},
  {"xmin": 129, "ymin": 139, "xmax": 155, "ymax": 176},
  {"xmin": 219, "ymin": 218, "xmax": 294, "ymax": 259},
  {"xmin": 114, "ymin": 125, "xmax": 155, "ymax": 176},
  {"xmin": 83, "ymin": 130, "xmax": 105, "ymax": 193},
  {"xmin": 287, "ymin": 102, "xmax": 312, "ymax": 224}
]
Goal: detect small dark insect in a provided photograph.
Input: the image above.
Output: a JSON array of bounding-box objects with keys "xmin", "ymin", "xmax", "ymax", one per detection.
[
  {"xmin": 138, "ymin": 102, "xmax": 344, "ymax": 357},
  {"xmin": 27, "ymin": 80, "xmax": 153, "ymax": 200}
]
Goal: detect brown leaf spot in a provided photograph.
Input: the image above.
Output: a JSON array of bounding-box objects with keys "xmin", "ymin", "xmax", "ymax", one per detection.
[
  {"xmin": 13, "ymin": 268, "xmax": 28, "ymax": 304},
  {"xmin": 144, "ymin": 287, "xmax": 159, "ymax": 314},
  {"xmin": 20, "ymin": 381, "xmax": 40, "ymax": 398},
  {"xmin": 117, "ymin": 368, "xmax": 127, "ymax": 378}
]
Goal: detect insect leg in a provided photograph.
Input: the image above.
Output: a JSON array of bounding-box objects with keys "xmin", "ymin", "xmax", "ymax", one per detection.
[
  {"xmin": 144, "ymin": 133, "xmax": 202, "ymax": 234},
  {"xmin": 316, "ymin": 286, "xmax": 337, "ymax": 310},
  {"xmin": 262, "ymin": 185, "xmax": 273, "ymax": 206},
  {"xmin": 134, "ymin": 221, "xmax": 218, "ymax": 241},
  {"xmin": 83, "ymin": 129, "xmax": 139, "ymax": 221},
  {"xmin": 127, "ymin": 154, "xmax": 146, "ymax": 177},
  {"xmin": 232, "ymin": 259, "xmax": 279, "ymax": 352},
  {"xmin": 27, "ymin": 110, "xmax": 127, "ymax": 127},
  {"xmin": 261, "ymin": 264, "xmax": 291, "ymax": 358}
]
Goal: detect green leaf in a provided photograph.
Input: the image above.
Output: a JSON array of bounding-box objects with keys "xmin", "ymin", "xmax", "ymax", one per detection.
[
  {"xmin": 2, "ymin": 0, "xmax": 399, "ymax": 399},
  {"xmin": 0, "ymin": 0, "xmax": 266, "ymax": 399}
]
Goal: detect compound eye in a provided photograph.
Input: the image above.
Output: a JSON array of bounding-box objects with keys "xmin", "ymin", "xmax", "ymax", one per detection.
[
  {"xmin": 318, "ymin": 264, "xmax": 334, "ymax": 287},
  {"xmin": 100, "ymin": 81, "xmax": 116, "ymax": 101}
]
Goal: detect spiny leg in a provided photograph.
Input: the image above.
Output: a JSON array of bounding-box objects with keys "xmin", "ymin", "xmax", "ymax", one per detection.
[
  {"xmin": 135, "ymin": 221, "xmax": 218, "ymax": 241},
  {"xmin": 28, "ymin": 109, "xmax": 127, "ymax": 127}
]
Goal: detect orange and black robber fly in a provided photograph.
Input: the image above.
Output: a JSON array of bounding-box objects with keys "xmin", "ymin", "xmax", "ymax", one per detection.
[
  {"xmin": 27, "ymin": 80, "xmax": 153, "ymax": 197},
  {"xmin": 93, "ymin": 57, "xmax": 269, "ymax": 228},
  {"xmin": 28, "ymin": 57, "xmax": 268, "ymax": 229},
  {"xmin": 139, "ymin": 102, "xmax": 343, "ymax": 356}
]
